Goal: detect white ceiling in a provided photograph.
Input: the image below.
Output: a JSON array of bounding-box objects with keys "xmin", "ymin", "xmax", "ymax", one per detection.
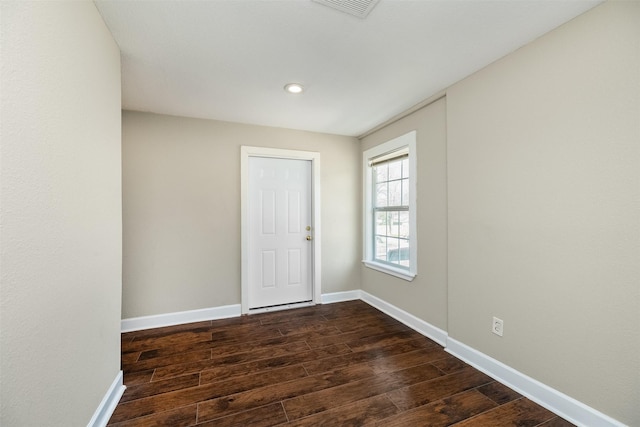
[{"xmin": 94, "ymin": 0, "xmax": 602, "ymax": 137}]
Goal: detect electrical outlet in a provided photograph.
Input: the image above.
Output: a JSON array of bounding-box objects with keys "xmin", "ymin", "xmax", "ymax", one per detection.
[{"xmin": 492, "ymin": 317, "xmax": 504, "ymax": 336}]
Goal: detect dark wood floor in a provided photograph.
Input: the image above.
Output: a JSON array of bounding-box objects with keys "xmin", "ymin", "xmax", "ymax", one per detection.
[{"xmin": 109, "ymin": 300, "xmax": 574, "ymax": 426}]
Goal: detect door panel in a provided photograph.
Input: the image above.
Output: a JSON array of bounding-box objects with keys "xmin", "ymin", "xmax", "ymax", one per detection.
[{"xmin": 248, "ymin": 157, "xmax": 312, "ymax": 309}]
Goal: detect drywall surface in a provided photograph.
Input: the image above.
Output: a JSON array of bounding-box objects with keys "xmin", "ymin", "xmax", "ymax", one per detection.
[
  {"xmin": 360, "ymin": 97, "xmax": 448, "ymax": 331},
  {"xmin": 447, "ymin": 1, "xmax": 639, "ymax": 424},
  {"xmin": 122, "ymin": 111, "xmax": 360, "ymax": 318},
  {"xmin": 0, "ymin": 2, "xmax": 122, "ymax": 426}
]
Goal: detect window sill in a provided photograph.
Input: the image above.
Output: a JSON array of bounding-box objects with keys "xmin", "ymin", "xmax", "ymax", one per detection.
[{"xmin": 362, "ymin": 260, "xmax": 416, "ymax": 282}]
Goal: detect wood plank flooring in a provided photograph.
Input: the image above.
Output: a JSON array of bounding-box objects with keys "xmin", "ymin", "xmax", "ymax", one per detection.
[{"xmin": 109, "ymin": 300, "xmax": 574, "ymax": 426}]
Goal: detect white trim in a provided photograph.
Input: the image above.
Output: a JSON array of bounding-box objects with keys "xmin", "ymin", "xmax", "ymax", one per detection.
[
  {"xmin": 360, "ymin": 290, "xmax": 447, "ymax": 346},
  {"xmin": 446, "ymin": 338, "xmax": 626, "ymax": 427},
  {"xmin": 248, "ymin": 301, "xmax": 315, "ymax": 315},
  {"xmin": 87, "ymin": 371, "xmax": 125, "ymax": 427},
  {"xmin": 362, "ymin": 260, "xmax": 416, "ymax": 281},
  {"xmin": 363, "ymin": 131, "xmax": 417, "ymax": 280},
  {"xmin": 117, "ymin": 293, "xmax": 625, "ymax": 427},
  {"xmin": 240, "ymin": 146, "xmax": 322, "ymax": 315},
  {"xmin": 321, "ymin": 290, "xmax": 362, "ymax": 304},
  {"xmin": 121, "ymin": 304, "xmax": 241, "ymax": 333}
]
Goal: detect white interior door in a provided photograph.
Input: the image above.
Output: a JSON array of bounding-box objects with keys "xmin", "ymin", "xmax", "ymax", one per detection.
[{"xmin": 248, "ymin": 156, "xmax": 313, "ymax": 309}]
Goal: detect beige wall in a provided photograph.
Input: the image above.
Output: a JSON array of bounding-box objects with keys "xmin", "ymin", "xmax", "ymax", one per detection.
[
  {"xmin": 0, "ymin": 2, "xmax": 122, "ymax": 426},
  {"xmin": 360, "ymin": 97, "xmax": 449, "ymax": 331},
  {"xmin": 122, "ymin": 111, "xmax": 360, "ymax": 318},
  {"xmin": 359, "ymin": 2, "xmax": 639, "ymax": 424},
  {"xmin": 446, "ymin": 1, "xmax": 639, "ymax": 425},
  {"xmin": 117, "ymin": 1, "xmax": 639, "ymax": 424}
]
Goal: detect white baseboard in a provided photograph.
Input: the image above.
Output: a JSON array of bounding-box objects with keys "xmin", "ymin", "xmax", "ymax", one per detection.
[
  {"xmin": 122, "ymin": 293, "xmax": 361, "ymax": 333},
  {"xmin": 117, "ymin": 294, "xmax": 623, "ymax": 427},
  {"xmin": 446, "ymin": 338, "xmax": 625, "ymax": 427},
  {"xmin": 87, "ymin": 370, "xmax": 125, "ymax": 427},
  {"xmin": 321, "ymin": 290, "xmax": 362, "ymax": 304},
  {"xmin": 360, "ymin": 290, "xmax": 448, "ymax": 347},
  {"xmin": 121, "ymin": 304, "xmax": 241, "ymax": 333}
]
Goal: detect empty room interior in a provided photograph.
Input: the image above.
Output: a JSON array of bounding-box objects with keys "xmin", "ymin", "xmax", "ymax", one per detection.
[{"xmin": 1, "ymin": 0, "xmax": 638, "ymax": 426}]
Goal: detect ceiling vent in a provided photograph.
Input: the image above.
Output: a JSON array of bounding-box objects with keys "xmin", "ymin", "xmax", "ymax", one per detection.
[{"xmin": 312, "ymin": 0, "xmax": 380, "ymax": 19}]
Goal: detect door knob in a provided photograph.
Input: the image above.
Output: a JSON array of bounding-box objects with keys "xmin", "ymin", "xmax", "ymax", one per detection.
[{"xmin": 306, "ymin": 236, "xmax": 313, "ymax": 241}]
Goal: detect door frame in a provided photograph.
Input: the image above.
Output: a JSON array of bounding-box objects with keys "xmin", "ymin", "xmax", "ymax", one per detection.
[{"xmin": 240, "ymin": 146, "xmax": 321, "ymax": 314}]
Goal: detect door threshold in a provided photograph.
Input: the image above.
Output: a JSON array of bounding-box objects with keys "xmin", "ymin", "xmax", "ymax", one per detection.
[{"xmin": 248, "ymin": 300, "xmax": 314, "ymax": 315}]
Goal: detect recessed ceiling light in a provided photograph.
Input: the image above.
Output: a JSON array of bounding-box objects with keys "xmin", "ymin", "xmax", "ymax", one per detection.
[{"xmin": 284, "ymin": 83, "xmax": 304, "ymax": 94}]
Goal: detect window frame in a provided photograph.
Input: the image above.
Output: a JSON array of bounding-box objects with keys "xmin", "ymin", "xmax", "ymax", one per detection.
[{"xmin": 362, "ymin": 131, "xmax": 417, "ymax": 281}]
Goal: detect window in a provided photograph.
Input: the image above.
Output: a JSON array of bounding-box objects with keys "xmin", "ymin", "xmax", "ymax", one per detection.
[{"xmin": 363, "ymin": 131, "xmax": 416, "ymax": 281}]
